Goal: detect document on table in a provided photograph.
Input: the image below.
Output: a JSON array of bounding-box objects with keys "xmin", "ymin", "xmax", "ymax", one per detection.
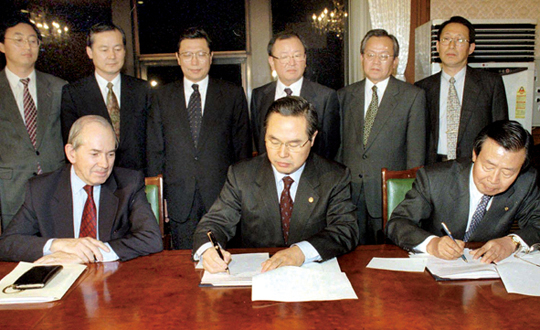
[
  {"xmin": 0, "ymin": 262, "xmax": 86, "ymax": 304},
  {"xmin": 252, "ymin": 263, "xmax": 357, "ymax": 302},
  {"xmin": 200, "ymin": 253, "xmax": 269, "ymax": 287},
  {"xmin": 424, "ymin": 249, "xmax": 500, "ymax": 280},
  {"xmin": 497, "ymin": 254, "xmax": 540, "ymax": 296},
  {"xmin": 366, "ymin": 257, "xmax": 427, "ymax": 272}
]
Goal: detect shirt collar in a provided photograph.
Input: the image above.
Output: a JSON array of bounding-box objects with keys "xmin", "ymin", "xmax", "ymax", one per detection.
[
  {"xmin": 184, "ymin": 75, "xmax": 209, "ymax": 92},
  {"xmin": 271, "ymin": 161, "xmax": 306, "ymax": 186},
  {"xmin": 441, "ymin": 66, "xmax": 466, "ymax": 82},
  {"xmin": 276, "ymin": 77, "xmax": 304, "ymax": 95},
  {"xmin": 366, "ymin": 76, "xmax": 390, "ymax": 91},
  {"xmin": 95, "ymin": 71, "xmax": 121, "ymax": 89},
  {"xmin": 70, "ymin": 165, "xmax": 96, "ymax": 194},
  {"xmin": 5, "ymin": 66, "xmax": 36, "ymax": 87}
]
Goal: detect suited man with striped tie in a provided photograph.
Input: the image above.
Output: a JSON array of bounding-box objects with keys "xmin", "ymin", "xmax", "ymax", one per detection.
[
  {"xmin": 387, "ymin": 120, "xmax": 540, "ymax": 264},
  {"xmin": 0, "ymin": 13, "xmax": 66, "ymax": 230}
]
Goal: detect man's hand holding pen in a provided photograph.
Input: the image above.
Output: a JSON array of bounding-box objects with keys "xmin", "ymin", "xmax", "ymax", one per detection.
[{"xmin": 202, "ymin": 247, "xmax": 232, "ymax": 274}]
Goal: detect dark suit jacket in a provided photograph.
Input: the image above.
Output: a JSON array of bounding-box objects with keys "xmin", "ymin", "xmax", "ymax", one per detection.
[
  {"xmin": 415, "ymin": 66, "xmax": 508, "ymax": 164},
  {"xmin": 386, "ymin": 159, "xmax": 540, "ymax": 251},
  {"xmin": 147, "ymin": 78, "xmax": 252, "ymax": 224},
  {"xmin": 0, "ymin": 165, "xmax": 163, "ymax": 262},
  {"xmin": 336, "ymin": 76, "xmax": 427, "ymax": 219},
  {"xmin": 192, "ymin": 154, "xmax": 359, "ymax": 261},
  {"xmin": 61, "ymin": 74, "xmax": 151, "ymax": 172},
  {"xmin": 0, "ymin": 69, "xmax": 66, "ymax": 228},
  {"xmin": 250, "ymin": 79, "xmax": 340, "ymax": 159}
]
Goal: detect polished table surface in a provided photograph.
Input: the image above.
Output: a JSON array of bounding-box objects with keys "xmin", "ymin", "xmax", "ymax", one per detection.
[{"xmin": 0, "ymin": 245, "xmax": 539, "ymax": 329}]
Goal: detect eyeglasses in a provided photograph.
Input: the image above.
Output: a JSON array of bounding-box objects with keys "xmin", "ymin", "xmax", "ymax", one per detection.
[
  {"xmin": 178, "ymin": 51, "xmax": 210, "ymax": 62},
  {"xmin": 4, "ymin": 36, "xmax": 41, "ymax": 48},
  {"xmin": 363, "ymin": 52, "xmax": 394, "ymax": 62},
  {"xmin": 514, "ymin": 243, "xmax": 540, "ymax": 267},
  {"xmin": 271, "ymin": 53, "xmax": 306, "ymax": 65},
  {"xmin": 439, "ymin": 37, "xmax": 469, "ymax": 46},
  {"xmin": 266, "ymin": 138, "xmax": 310, "ymax": 152}
]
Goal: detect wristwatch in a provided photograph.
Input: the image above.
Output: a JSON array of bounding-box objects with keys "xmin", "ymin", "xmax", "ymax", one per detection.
[{"xmin": 510, "ymin": 235, "xmax": 521, "ymax": 251}]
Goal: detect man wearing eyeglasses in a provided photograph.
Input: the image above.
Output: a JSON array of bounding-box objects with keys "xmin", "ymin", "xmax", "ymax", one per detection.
[
  {"xmin": 61, "ymin": 22, "xmax": 151, "ymax": 173},
  {"xmin": 0, "ymin": 14, "xmax": 66, "ymax": 230},
  {"xmin": 147, "ymin": 27, "xmax": 251, "ymax": 249},
  {"xmin": 415, "ymin": 16, "xmax": 508, "ymax": 165},
  {"xmin": 251, "ymin": 31, "xmax": 340, "ymax": 160},
  {"xmin": 192, "ymin": 96, "xmax": 358, "ymax": 273},
  {"xmin": 337, "ymin": 29, "xmax": 426, "ymax": 245}
]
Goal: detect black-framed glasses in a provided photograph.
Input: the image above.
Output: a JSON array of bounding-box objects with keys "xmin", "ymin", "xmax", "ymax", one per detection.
[
  {"xmin": 266, "ymin": 138, "xmax": 310, "ymax": 152},
  {"xmin": 4, "ymin": 36, "xmax": 41, "ymax": 48}
]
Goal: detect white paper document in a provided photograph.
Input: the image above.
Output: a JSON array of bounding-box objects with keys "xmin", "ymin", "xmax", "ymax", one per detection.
[
  {"xmin": 367, "ymin": 257, "xmax": 427, "ymax": 272},
  {"xmin": 252, "ymin": 265, "xmax": 357, "ymax": 302},
  {"xmin": 0, "ymin": 262, "xmax": 86, "ymax": 304},
  {"xmin": 497, "ymin": 254, "xmax": 540, "ymax": 296},
  {"xmin": 200, "ymin": 253, "xmax": 269, "ymax": 287},
  {"xmin": 424, "ymin": 249, "xmax": 500, "ymax": 280}
]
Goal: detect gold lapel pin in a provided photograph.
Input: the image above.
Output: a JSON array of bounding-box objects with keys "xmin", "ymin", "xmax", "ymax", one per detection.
[
  {"xmin": 308, "ymin": 197, "xmax": 314, "ymax": 203},
  {"xmin": 505, "ymin": 207, "xmax": 509, "ymax": 211}
]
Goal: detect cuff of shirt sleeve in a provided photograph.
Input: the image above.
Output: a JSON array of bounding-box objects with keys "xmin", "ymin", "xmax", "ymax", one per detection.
[
  {"xmin": 193, "ymin": 242, "xmax": 214, "ymax": 261},
  {"xmin": 43, "ymin": 239, "xmax": 54, "ymax": 256},
  {"xmin": 413, "ymin": 235, "xmax": 437, "ymax": 254},
  {"xmin": 101, "ymin": 243, "xmax": 119, "ymax": 262},
  {"xmin": 508, "ymin": 234, "xmax": 529, "ymax": 252},
  {"xmin": 293, "ymin": 241, "xmax": 322, "ymax": 264}
]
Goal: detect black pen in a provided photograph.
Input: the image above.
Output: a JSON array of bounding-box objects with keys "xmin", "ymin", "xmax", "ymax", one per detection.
[
  {"xmin": 206, "ymin": 231, "xmax": 230, "ymax": 274},
  {"xmin": 441, "ymin": 222, "xmax": 468, "ymax": 263}
]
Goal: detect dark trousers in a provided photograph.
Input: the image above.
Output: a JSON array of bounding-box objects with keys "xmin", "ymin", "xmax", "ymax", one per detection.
[
  {"xmin": 170, "ymin": 188, "xmax": 206, "ymax": 250},
  {"xmin": 352, "ymin": 182, "xmax": 384, "ymax": 245}
]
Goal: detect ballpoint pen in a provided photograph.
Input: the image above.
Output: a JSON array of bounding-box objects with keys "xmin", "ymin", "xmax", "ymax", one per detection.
[
  {"xmin": 441, "ymin": 222, "xmax": 468, "ymax": 263},
  {"xmin": 207, "ymin": 230, "xmax": 230, "ymax": 274}
]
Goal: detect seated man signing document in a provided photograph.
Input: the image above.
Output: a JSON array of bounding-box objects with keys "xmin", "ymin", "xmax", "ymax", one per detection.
[
  {"xmin": 0, "ymin": 115, "xmax": 163, "ymax": 263},
  {"xmin": 193, "ymin": 96, "xmax": 359, "ymax": 273},
  {"xmin": 386, "ymin": 120, "xmax": 540, "ymax": 263}
]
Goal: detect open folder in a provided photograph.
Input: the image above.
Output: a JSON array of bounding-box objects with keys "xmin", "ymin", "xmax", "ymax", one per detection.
[{"xmin": 0, "ymin": 262, "xmax": 86, "ymax": 304}]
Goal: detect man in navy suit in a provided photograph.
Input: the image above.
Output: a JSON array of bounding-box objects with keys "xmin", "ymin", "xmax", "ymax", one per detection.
[
  {"xmin": 415, "ymin": 16, "xmax": 508, "ymax": 165},
  {"xmin": 251, "ymin": 31, "xmax": 340, "ymax": 159},
  {"xmin": 147, "ymin": 28, "xmax": 251, "ymax": 249},
  {"xmin": 387, "ymin": 120, "xmax": 540, "ymax": 264},
  {"xmin": 61, "ymin": 22, "xmax": 151, "ymax": 172},
  {"xmin": 0, "ymin": 115, "xmax": 163, "ymax": 264},
  {"xmin": 0, "ymin": 14, "xmax": 66, "ymax": 229}
]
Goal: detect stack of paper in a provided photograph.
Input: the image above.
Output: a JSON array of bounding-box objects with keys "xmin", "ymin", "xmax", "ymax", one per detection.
[
  {"xmin": 0, "ymin": 262, "xmax": 86, "ymax": 304},
  {"xmin": 200, "ymin": 253, "xmax": 269, "ymax": 287},
  {"xmin": 425, "ymin": 250, "xmax": 500, "ymax": 280}
]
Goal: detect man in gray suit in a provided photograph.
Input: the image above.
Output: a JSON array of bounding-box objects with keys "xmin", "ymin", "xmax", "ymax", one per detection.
[
  {"xmin": 0, "ymin": 14, "xmax": 66, "ymax": 229},
  {"xmin": 415, "ymin": 16, "xmax": 508, "ymax": 165},
  {"xmin": 193, "ymin": 96, "xmax": 358, "ymax": 274},
  {"xmin": 337, "ymin": 29, "xmax": 426, "ymax": 245},
  {"xmin": 251, "ymin": 31, "xmax": 340, "ymax": 159},
  {"xmin": 387, "ymin": 120, "xmax": 540, "ymax": 264}
]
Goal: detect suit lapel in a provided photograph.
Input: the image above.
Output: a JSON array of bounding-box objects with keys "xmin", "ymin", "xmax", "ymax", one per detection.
[
  {"xmin": 119, "ymin": 74, "xmax": 134, "ymax": 146},
  {"xmin": 459, "ymin": 66, "xmax": 481, "ymax": 143},
  {"xmin": 35, "ymin": 71, "xmax": 53, "ymax": 150},
  {"xmin": 300, "ymin": 79, "xmax": 315, "ymax": 100},
  {"xmin": 365, "ymin": 76, "xmax": 399, "ymax": 150},
  {"xmin": 254, "ymin": 158, "xmax": 284, "ymax": 244},
  {"xmin": 0, "ymin": 70, "xmax": 34, "ymax": 148},
  {"xmin": 426, "ymin": 73, "xmax": 441, "ymax": 145},
  {"xmin": 98, "ymin": 172, "xmax": 119, "ymax": 241},
  {"xmin": 198, "ymin": 78, "xmax": 221, "ymax": 151},
  {"xmin": 452, "ymin": 163, "xmax": 473, "ymax": 238},
  {"xmin": 288, "ymin": 155, "xmax": 320, "ymax": 243},
  {"xmin": 349, "ymin": 80, "xmax": 366, "ymax": 149},
  {"xmin": 52, "ymin": 166, "xmax": 75, "ymax": 237}
]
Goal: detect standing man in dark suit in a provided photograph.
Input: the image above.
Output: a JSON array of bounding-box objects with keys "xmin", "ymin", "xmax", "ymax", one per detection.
[
  {"xmin": 61, "ymin": 22, "xmax": 151, "ymax": 172},
  {"xmin": 387, "ymin": 120, "xmax": 540, "ymax": 264},
  {"xmin": 0, "ymin": 14, "xmax": 66, "ymax": 229},
  {"xmin": 147, "ymin": 28, "xmax": 252, "ymax": 249},
  {"xmin": 0, "ymin": 115, "xmax": 163, "ymax": 263},
  {"xmin": 415, "ymin": 16, "xmax": 508, "ymax": 165},
  {"xmin": 193, "ymin": 96, "xmax": 358, "ymax": 274},
  {"xmin": 337, "ymin": 29, "xmax": 426, "ymax": 245},
  {"xmin": 251, "ymin": 31, "xmax": 340, "ymax": 159}
]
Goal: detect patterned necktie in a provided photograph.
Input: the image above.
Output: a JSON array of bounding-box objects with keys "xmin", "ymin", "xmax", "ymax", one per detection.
[
  {"xmin": 447, "ymin": 77, "xmax": 461, "ymax": 160},
  {"xmin": 363, "ymin": 85, "xmax": 378, "ymax": 147},
  {"xmin": 280, "ymin": 176, "xmax": 294, "ymax": 244},
  {"xmin": 20, "ymin": 78, "xmax": 42, "ymax": 174},
  {"xmin": 80, "ymin": 185, "xmax": 97, "ymax": 239},
  {"xmin": 106, "ymin": 82, "xmax": 121, "ymax": 140},
  {"xmin": 187, "ymin": 84, "xmax": 202, "ymax": 148},
  {"xmin": 463, "ymin": 194, "xmax": 492, "ymax": 242},
  {"xmin": 284, "ymin": 88, "xmax": 293, "ymax": 96}
]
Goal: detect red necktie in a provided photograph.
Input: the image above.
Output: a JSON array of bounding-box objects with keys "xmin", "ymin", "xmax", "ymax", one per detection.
[
  {"xmin": 80, "ymin": 185, "xmax": 97, "ymax": 238},
  {"xmin": 280, "ymin": 176, "xmax": 294, "ymax": 244},
  {"xmin": 20, "ymin": 78, "xmax": 42, "ymax": 174}
]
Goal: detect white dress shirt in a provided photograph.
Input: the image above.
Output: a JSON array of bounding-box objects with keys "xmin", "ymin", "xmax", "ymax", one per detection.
[
  {"xmin": 184, "ymin": 76, "xmax": 209, "ymax": 115},
  {"xmin": 364, "ymin": 77, "xmax": 390, "ymax": 116},
  {"xmin": 4, "ymin": 66, "xmax": 38, "ymax": 123},
  {"xmin": 95, "ymin": 72, "xmax": 122, "ymax": 108},
  {"xmin": 274, "ymin": 77, "xmax": 304, "ymax": 100}
]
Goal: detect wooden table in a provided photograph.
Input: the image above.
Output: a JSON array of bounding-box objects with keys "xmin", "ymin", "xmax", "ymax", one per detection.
[{"xmin": 0, "ymin": 245, "xmax": 538, "ymax": 329}]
